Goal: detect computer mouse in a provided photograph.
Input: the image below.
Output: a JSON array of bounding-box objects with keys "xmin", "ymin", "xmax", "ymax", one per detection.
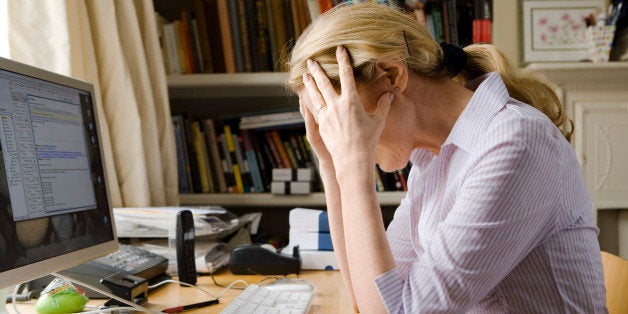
[{"xmin": 263, "ymin": 278, "xmax": 314, "ymax": 293}]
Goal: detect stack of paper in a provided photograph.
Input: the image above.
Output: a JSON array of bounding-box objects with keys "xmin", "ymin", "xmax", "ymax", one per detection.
[{"xmin": 281, "ymin": 208, "xmax": 338, "ymax": 270}]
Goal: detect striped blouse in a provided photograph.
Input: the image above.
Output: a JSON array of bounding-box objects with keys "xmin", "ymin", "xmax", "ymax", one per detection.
[{"xmin": 375, "ymin": 72, "xmax": 607, "ymax": 313}]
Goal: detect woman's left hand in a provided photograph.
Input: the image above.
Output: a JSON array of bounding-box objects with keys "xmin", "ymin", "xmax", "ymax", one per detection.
[{"xmin": 302, "ymin": 46, "xmax": 394, "ymax": 169}]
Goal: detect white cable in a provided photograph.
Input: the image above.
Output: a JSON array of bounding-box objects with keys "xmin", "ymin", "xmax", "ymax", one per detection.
[
  {"xmin": 79, "ymin": 306, "xmax": 137, "ymax": 313},
  {"xmin": 51, "ymin": 272, "xmax": 162, "ymax": 314},
  {"xmin": 12, "ymin": 285, "xmax": 21, "ymax": 314}
]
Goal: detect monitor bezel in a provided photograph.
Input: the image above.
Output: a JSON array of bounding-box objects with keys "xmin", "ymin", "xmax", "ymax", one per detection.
[{"xmin": 0, "ymin": 56, "xmax": 118, "ymax": 289}]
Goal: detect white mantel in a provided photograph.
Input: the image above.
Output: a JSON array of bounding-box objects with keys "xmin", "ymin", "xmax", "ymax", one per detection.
[{"xmin": 527, "ymin": 62, "xmax": 628, "ymax": 258}]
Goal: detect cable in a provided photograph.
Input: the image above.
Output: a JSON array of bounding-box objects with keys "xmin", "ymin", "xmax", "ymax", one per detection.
[
  {"xmin": 80, "ymin": 306, "xmax": 138, "ymax": 314},
  {"xmin": 12, "ymin": 285, "xmax": 21, "ymax": 314},
  {"xmin": 51, "ymin": 272, "xmax": 162, "ymax": 314}
]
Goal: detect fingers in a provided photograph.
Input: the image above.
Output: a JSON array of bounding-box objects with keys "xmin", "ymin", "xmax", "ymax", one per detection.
[
  {"xmin": 302, "ymin": 73, "xmax": 327, "ymax": 124},
  {"xmin": 336, "ymin": 46, "xmax": 357, "ymax": 96},
  {"xmin": 306, "ymin": 59, "xmax": 337, "ymax": 105},
  {"xmin": 374, "ymin": 91, "xmax": 394, "ymax": 122}
]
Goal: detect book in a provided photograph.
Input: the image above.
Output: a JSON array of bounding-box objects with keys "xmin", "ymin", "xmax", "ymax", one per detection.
[
  {"xmin": 271, "ymin": 181, "xmax": 311, "ymax": 194},
  {"xmin": 205, "ymin": 0, "xmax": 227, "ymax": 73},
  {"xmin": 162, "ymin": 23, "xmax": 181, "ymax": 75},
  {"xmin": 174, "ymin": 20, "xmax": 190, "ymax": 73},
  {"xmin": 226, "ymin": 0, "xmax": 245, "ymax": 72},
  {"xmin": 204, "ymin": 118, "xmax": 228, "ymax": 193},
  {"xmin": 272, "ymin": 168, "xmax": 312, "ymax": 182},
  {"xmin": 179, "ymin": 9, "xmax": 198, "ymax": 73},
  {"xmin": 192, "ymin": 0, "xmax": 214, "ymax": 73},
  {"xmin": 223, "ymin": 125, "xmax": 245, "ymax": 193},
  {"xmin": 182, "ymin": 114, "xmax": 202, "ymax": 192},
  {"xmin": 289, "ymin": 208, "xmax": 330, "ymax": 233},
  {"xmin": 270, "ymin": 130, "xmax": 293, "ymax": 168},
  {"xmin": 172, "ymin": 115, "xmax": 191, "ymax": 193},
  {"xmin": 263, "ymin": 130, "xmax": 285, "ymax": 168},
  {"xmin": 242, "ymin": 130, "xmax": 265, "ymax": 192},
  {"xmin": 239, "ymin": 110, "xmax": 304, "ymax": 129},
  {"xmin": 217, "ymin": 133, "xmax": 236, "ymax": 193},
  {"xmin": 233, "ymin": 133, "xmax": 254, "ymax": 192},
  {"xmin": 236, "ymin": 0, "xmax": 254, "ymax": 72},
  {"xmin": 217, "ymin": 0, "xmax": 237, "ymax": 73},
  {"xmin": 190, "ymin": 121, "xmax": 214, "ymax": 193}
]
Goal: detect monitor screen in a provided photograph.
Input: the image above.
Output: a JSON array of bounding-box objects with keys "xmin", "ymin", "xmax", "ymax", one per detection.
[{"xmin": 0, "ymin": 57, "xmax": 118, "ymax": 289}]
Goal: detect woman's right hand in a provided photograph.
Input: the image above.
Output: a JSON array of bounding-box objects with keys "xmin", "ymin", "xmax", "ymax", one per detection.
[{"xmin": 298, "ymin": 91, "xmax": 335, "ymax": 174}]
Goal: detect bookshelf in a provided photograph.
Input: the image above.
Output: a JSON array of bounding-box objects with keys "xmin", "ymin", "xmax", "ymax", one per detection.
[{"xmin": 157, "ymin": 0, "xmax": 493, "ymax": 239}]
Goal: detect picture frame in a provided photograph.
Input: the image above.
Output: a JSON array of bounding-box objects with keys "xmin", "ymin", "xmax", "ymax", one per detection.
[{"xmin": 520, "ymin": 0, "xmax": 607, "ymax": 65}]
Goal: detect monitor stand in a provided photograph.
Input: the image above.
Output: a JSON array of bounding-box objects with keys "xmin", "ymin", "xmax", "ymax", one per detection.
[{"xmin": 1, "ymin": 287, "xmax": 9, "ymax": 313}]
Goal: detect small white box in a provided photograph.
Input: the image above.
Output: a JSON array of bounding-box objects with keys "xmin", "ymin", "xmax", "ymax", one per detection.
[
  {"xmin": 272, "ymin": 168, "xmax": 312, "ymax": 182},
  {"xmin": 271, "ymin": 181, "xmax": 311, "ymax": 194}
]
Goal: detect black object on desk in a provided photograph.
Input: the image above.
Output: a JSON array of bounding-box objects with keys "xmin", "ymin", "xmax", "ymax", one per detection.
[
  {"xmin": 100, "ymin": 272, "xmax": 149, "ymax": 306},
  {"xmin": 176, "ymin": 209, "xmax": 197, "ymax": 285},
  {"xmin": 229, "ymin": 244, "xmax": 301, "ymax": 275}
]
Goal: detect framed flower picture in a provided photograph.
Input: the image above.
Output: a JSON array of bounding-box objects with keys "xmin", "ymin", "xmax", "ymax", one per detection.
[{"xmin": 520, "ymin": 0, "xmax": 607, "ymax": 65}]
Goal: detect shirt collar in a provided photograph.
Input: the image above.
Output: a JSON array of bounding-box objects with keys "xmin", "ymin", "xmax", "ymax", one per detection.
[
  {"xmin": 442, "ymin": 72, "xmax": 511, "ymax": 153},
  {"xmin": 409, "ymin": 72, "xmax": 511, "ymax": 168}
]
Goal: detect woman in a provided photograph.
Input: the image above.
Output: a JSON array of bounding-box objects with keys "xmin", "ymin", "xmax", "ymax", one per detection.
[{"xmin": 285, "ymin": 3, "xmax": 606, "ymax": 313}]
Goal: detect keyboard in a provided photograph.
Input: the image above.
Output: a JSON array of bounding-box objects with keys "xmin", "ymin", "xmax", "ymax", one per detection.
[{"xmin": 221, "ymin": 283, "xmax": 313, "ymax": 314}]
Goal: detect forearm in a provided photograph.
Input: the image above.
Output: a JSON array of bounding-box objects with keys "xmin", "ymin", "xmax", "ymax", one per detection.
[
  {"xmin": 336, "ymin": 162, "xmax": 395, "ymax": 314},
  {"xmin": 318, "ymin": 162, "xmax": 359, "ymax": 312}
]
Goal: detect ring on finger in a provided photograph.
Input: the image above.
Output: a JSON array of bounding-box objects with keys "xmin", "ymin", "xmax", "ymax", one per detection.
[{"xmin": 315, "ymin": 104, "xmax": 326, "ymax": 123}]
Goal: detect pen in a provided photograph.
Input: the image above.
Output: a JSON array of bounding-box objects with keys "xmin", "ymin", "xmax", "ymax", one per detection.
[{"xmin": 161, "ymin": 299, "xmax": 219, "ymax": 313}]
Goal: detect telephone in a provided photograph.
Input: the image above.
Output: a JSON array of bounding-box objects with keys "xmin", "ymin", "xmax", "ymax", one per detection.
[{"xmin": 28, "ymin": 244, "xmax": 169, "ymax": 298}]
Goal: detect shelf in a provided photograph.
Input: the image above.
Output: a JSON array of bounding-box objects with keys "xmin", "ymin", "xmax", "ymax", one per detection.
[
  {"xmin": 179, "ymin": 191, "xmax": 407, "ymax": 208},
  {"xmin": 525, "ymin": 62, "xmax": 628, "ymax": 89},
  {"xmin": 167, "ymin": 72, "xmax": 294, "ymax": 99}
]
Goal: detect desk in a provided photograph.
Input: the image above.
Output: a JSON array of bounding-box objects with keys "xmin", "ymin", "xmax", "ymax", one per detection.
[{"xmin": 9, "ymin": 269, "xmax": 353, "ymax": 313}]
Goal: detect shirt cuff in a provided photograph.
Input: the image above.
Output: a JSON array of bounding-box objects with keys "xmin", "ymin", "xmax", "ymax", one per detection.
[{"xmin": 375, "ymin": 267, "xmax": 404, "ymax": 313}]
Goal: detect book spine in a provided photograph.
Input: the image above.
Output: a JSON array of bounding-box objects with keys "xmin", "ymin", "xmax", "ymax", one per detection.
[
  {"xmin": 224, "ymin": 125, "xmax": 245, "ymax": 193},
  {"xmin": 162, "ymin": 23, "xmax": 181, "ymax": 75},
  {"xmin": 192, "ymin": 0, "xmax": 214, "ymax": 73},
  {"xmin": 233, "ymin": 133, "xmax": 254, "ymax": 192},
  {"xmin": 227, "ymin": 0, "xmax": 245, "ymax": 72},
  {"xmin": 172, "ymin": 115, "xmax": 191, "ymax": 193},
  {"xmin": 283, "ymin": 140, "xmax": 298, "ymax": 170},
  {"xmin": 263, "ymin": 130, "xmax": 285, "ymax": 168},
  {"xmin": 204, "ymin": 118, "xmax": 228, "ymax": 193},
  {"xmin": 190, "ymin": 121, "xmax": 214, "ymax": 193},
  {"xmin": 217, "ymin": 0, "xmax": 237, "ymax": 73},
  {"xmin": 255, "ymin": 0, "xmax": 272, "ymax": 72},
  {"xmin": 236, "ymin": 0, "xmax": 254, "ymax": 72},
  {"xmin": 270, "ymin": 130, "xmax": 293, "ymax": 168},
  {"xmin": 188, "ymin": 12, "xmax": 205, "ymax": 73},
  {"xmin": 183, "ymin": 115, "xmax": 201, "ymax": 192},
  {"xmin": 242, "ymin": 130, "xmax": 266, "ymax": 192},
  {"xmin": 205, "ymin": 0, "xmax": 227, "ymax": 73},
  {"xmin": 180, "ymin": 9, "xmax": 199, "ymax": 73},
  {"xmin": 218, "ymin": 134, "xmax": 236, "ymax": 193},
  {"xmin": 174, "ymin": 20, "xmax": 190, "ymax": 73}
]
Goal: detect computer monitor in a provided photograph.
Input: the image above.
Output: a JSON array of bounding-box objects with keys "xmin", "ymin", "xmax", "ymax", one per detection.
[{"xmin": 0, "ymin": 56, "xmax": 118, "ymax": 291}]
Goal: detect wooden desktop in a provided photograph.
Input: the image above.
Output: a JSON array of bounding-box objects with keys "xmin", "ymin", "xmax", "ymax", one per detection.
[{"xmin": 9, "ymin": 269, "xmax": 353, "ymax": 313}]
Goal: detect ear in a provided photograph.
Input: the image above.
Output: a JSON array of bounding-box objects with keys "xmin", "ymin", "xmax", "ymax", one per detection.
[{"xmin": 375, "ymin": 60, "xmax": 408, "ymax": 92}]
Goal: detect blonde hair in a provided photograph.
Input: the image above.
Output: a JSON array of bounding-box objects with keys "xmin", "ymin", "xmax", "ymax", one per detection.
[{"xmin": 284, "ymin": 3, "xmax": 572, "ymax": 141}]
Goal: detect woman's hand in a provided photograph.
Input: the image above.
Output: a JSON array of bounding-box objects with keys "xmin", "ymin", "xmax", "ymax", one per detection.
[
  {"xmin": 298, "ymin": 91, "xmax": 335, "ymax": 174},
  {"xmin": 302, "ymin": 46, "xmax": 394, "ymax": 171}
]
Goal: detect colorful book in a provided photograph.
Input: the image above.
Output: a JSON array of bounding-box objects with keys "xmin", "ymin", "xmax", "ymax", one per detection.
[
  {"xmin": 270, "ymin": 130, "xmax": 293, "ymax": 168},
  {"xmin": 224, "ymin": 125, "xmax": 245, "ymax": 193},
  {"xmin": 233, "ymin": 133, "xmax": 254, "ymax": 192},
  {"xmin": 190, "ymin": 121, "xmax": 214, "ymax": 193},
  {"xmin": 242, "ymin": 130, "xmax": 265, "ymax": 192}
]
